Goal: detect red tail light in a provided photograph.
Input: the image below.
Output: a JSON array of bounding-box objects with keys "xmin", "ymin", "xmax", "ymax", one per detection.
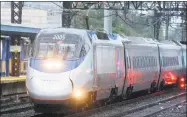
[
  {"xmin": 180, "ymin": 84, "xmax": 185, "ymax": 88},
  {"xmin": 179, "ymin": 77, "xmax": 186, "ymax": 89},
  {"xmin": 180, "ymin": 78, "xmax": 185, "ymax": 82}
]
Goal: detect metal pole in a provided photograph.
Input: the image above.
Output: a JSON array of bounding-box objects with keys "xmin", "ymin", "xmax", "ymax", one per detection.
[
  {"xmin": 165, "ymin": 2, "xmax": 169, "ymax": 40},
  {"xmin": 153, "ymin": 10, "xmax": 160, "ymax": 40},
  {"xmin": 104, "ymin": 9, "xmax": 112, "ymax": 33},
  {"xmin": 62, "ymin": 2, "xmax": 72, "ymax": 27},
  {"xmin": 10, "ymin": 2, "xmax": 23, "ymax": 76}
]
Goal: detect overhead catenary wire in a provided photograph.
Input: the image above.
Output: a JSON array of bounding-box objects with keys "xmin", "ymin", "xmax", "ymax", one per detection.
[
  {"xmin": 51, "ymin": 1, "xmax": 180, "ymax": 39},
  {"xmin": 116, "ymin": 11, "xmax": 164, "ymax": 30}
]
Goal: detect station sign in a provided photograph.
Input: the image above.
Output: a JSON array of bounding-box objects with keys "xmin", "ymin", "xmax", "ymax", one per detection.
[{"xmin": 10, "ymin": 46, "xmax": 21, "ymax": 52}]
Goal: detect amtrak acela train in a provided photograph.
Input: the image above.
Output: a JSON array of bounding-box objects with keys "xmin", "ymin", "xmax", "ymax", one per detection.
[{"xmin": 26, "ymin": 28, "xmax": 186, "ymax": 113}]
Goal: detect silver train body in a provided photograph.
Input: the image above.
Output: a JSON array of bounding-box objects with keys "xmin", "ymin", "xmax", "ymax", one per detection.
[{"xmin": 26, "ymin": 28, "xmax": 186, "ymax": 113}]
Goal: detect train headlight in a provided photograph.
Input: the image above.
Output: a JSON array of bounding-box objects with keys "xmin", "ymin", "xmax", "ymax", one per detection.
[
  {"xmin": 44, "ymin": 60, "xmax": 63, "ymax": 69},
  {"xmin": 74, "ymin": 90, "xmax": 82, "ymax": 97},
  {"xmin": 73, "ymin": 89, "xmax": 85, "ymax": 100}
]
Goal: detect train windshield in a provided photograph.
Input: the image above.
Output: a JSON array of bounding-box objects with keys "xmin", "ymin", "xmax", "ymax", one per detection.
[{"xmin": 33, "ymin": 32, "xmax": 82, "ymax": 59}]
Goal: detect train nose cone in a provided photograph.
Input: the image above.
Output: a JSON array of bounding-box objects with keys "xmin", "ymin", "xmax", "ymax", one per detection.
[{"xmin": 27, "ymin": 76, "xmax": 73, "ymax": 101}]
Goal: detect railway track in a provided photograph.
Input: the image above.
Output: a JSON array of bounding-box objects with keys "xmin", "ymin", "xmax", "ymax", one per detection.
[
  {"xmin": 0, "ymin": 88, "xmax": 185, "ymax": 117},
  {"xmin": 0, "ymin": 93, "xmax": 31, "ymax": 115},
  {"xmin": 64, "ymin": 88, "xmax": 186, "ymax": 117}
]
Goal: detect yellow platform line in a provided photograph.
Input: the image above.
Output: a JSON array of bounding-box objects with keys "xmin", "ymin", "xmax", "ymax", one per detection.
[{"xmin": 1, "ymin": 76, "xmax": 26, "ymax": 82}]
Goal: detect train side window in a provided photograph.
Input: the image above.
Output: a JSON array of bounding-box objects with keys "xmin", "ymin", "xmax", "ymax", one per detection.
[
  {"xmin": 136, "ymin": 57, "xmax": 138, "ymax": 69},
  {"xmin": 141, "ymin": 57, "xmax": 143, "ymax": 68},
  {"xmin": 146, "ymin": 56, "xmax": 149, "ymax": 67},
  {"xmin": 143, "ymin": 57, "xmax": 146, "ymax": 68},
  {"xmin": 148, "ymin": 57, "xmax": 150, "ymax": 67},
  {"xmin": 176, "ymin": 57, "xmax": 179, "ymax": 65},
  {"xmin": 142, "ymin": 56, "xmax": 144, "ymax": 68},
  {"xmin": 142, "ymin": 57, "xmax": 144, "ymax": 68},
  {"xmin": 140, "ymin": 57, "xmax": 143, "ymax": 68},
  {"xmin": 170, "ymin": 57, "xmax": 172, "ymax": 66},
  {"xmin": 132, "ymin": 57, "xmax": 134, "ymax": 68},
  {"xmin": 145, "ymin": 56, "xmax": 148, "ymax": 68},
  {"xmin": 169, "ymin": 57, "xmax": 171, "ymax": 66},
  {"xmin": 151, "ymin": 57, "xmax": 153, "ymax": 67},
  {"xmin": 147, "ymin": 56, "xmax": 149, "ymax": 67},
  {"xmin": 150, "ymin": 57, "xmax": 153, "ymax": 67},
  {"xmin": 152, "ymin": 57, "xmax": 154, "ymax": 67},
  {"xmin": 137, "ymin": 57, "xmax": 140, "ymax": 68},
  {"xmin": 153, "ymin": 57, "xmax": 155, "ymax": 67},
  {"xmin": 153, "ymin": 57, "xmax": 156, "ymax": 67},
  {"xmin": 174, "ymin": 57, "xmax": 177, "ymax": 65},
  {"xmin": 165, "ymin": 57, "xmax": 166, "ymax": 67},
  {"xmin": 172, "ymin": 57, "xmax": 174, "ymax": 66},
  {"xmin": 149, "ymin": 57, "xmax": 151, "ymax": 67},
  {"xmin": 147, "ymin": 56, "xmax": 150, "ymax": 67},
  {"xmin": 162, "ymin": 57, "xmax": 165, "ymax": 67},
  {"xmin": 165, "ymin": 57, "xmax": 168, "ymax": 66},
  {"xmin": 133, "ymin": 57, "xmax": 136, "ymax": 69},
  {"xmin": 138, "ymin": 57, "xmax": 140, "ymax": 68},
  {"xmin": 154, "ymin": 57, "xmax": 156, "ymax": 67},
  {"xmin": 155, "ymin": 57, "xmax": 157, "ymax": 67},
  {"xmin": 133, "ymin": 57, "xmax": 137, "ymax": 69}
]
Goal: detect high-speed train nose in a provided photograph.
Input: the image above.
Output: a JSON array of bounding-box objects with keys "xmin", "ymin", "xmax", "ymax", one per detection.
[{"xmin": 26, "ymin": 76, "xmax": 73, "ymax": 103}]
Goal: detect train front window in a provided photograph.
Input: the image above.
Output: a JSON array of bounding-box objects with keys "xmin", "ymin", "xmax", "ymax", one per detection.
[{"xmin": 34, "ymin": 32, "xmax": 82, "ymax": 59}]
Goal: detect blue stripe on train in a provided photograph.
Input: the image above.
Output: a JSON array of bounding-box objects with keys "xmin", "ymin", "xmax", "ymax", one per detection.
[
  {"xmin": 108, "ymin": 33, "xmax": 118, "ymax": 40},
  {"xmin": 30, "ymin": 57, "xmax": 85, "ymax": 73}
]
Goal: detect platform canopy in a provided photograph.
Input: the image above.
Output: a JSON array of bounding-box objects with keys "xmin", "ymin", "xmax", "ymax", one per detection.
[{"xmin": 1, "ymin": 23, "xmax": 41, "ymax": 37}]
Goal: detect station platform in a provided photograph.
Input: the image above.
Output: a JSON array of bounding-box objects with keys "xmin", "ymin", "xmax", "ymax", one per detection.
[
  {"xmin": 1, "ymin": 76, "xmax": 26, "ymax": 96},
  {"xmin": 1, "ymin": 76, "xmax": 26, "ymax": 83}
]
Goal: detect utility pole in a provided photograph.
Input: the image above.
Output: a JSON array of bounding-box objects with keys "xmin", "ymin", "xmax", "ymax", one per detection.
[
  {"xmin": 62, "ymin": 2, "xmax": 72, "ymax": 27},
  {"xmin": 153, "ymin": 10, "xmax": 161, "ymax": 40},
  {"xmin": 165, "ymin": 2, "xmax": 169, "ymax": 40},
  {"xmin": 184, "ymin": 6, "xmax": 187, "ymax": 41},
  {"xmin": 10, "ymin": 2, "xmax": 23, "ymax": 76},
  {"xmin": 104, "ymin": 4, "xmax": 112, "ymax": 33}
]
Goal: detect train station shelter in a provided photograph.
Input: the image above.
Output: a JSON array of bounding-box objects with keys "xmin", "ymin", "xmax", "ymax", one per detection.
[{"xmin": 1, "ymin": 23, "xmax": 41, "ymax": 76}]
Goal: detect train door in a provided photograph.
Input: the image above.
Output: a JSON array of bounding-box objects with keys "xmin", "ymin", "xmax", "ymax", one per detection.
[
  {"xmin": 114, "ymin": 46, "xmax": 125, "ymax": 96},
  {"xmin": 94, "ymin": 44, "xmax": 116, "ymax": 100},
  {"xmin": 121, "ymin": 42, "xmax": 130, "ymax": 98}
]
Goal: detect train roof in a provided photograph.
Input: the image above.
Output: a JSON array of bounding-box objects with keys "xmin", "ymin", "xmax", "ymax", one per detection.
[
  {"xmin": 171, "ymin": 40, "xmax": 187, "ymax": 49},
  {"xmin": 119, "ymin": 35, "xmax": 159, "ymax": 45},
  {"xmin": 159, "ymin": 40, "xmax": 179, "ymax": 45},
  {"xmin": 37, "ymin": 28, "xmax": 186, "ymax": 50},
  {"xmin": 39, "ymin": 27, "xmax": 88, "ymax": 36}
]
